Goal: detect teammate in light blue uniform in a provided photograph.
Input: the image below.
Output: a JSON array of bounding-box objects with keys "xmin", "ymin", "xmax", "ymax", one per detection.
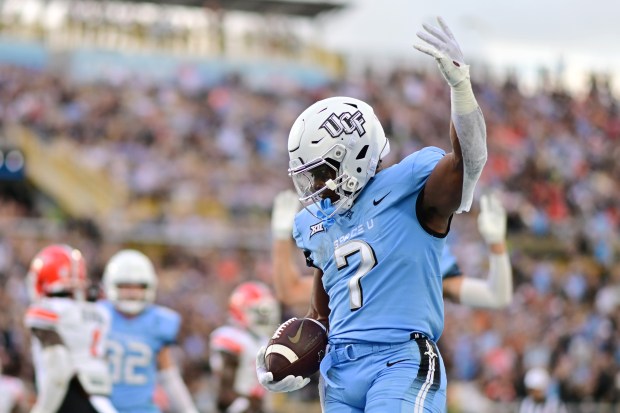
[
  {"xmin": 260, "ymin": 190, "xmax": 512, "ymax": 409},
  {"xmin": 102, "ymin": 301, "xmax": 180, "ymax": 413},
  {"xmin": 102, "ymin": 250, "xmax": 198, "ymax": 413},
  {"xmin": 293, "ymin": 223, "xmax": 461, "ymax": 345},
  {"xmin": 258, "ymin": 17, "xmax": 488, "ymax": 412},
  {"xmin": 293, "ymin": 147, "xmax": 450, "ymax": 412},
  {"xmin": 293, "ymin": 147, "xmax": 447, "ymax": 345}
]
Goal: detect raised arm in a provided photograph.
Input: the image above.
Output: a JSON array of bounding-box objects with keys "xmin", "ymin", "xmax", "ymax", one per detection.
[
  {"xmin": 271, "ymin": 190, "xmax": 314, "ymax": 306},
  {"xmin": 415, "ymin": 17, "xmax": 487, "ymax": 233},
  {"xmin": 29, "ymin": 328, "xmax": 74, "ymax": 413},
  {"xmin": 443, "ymin": 193, "xmax": 513, "ymax": 308},
  {"xmin": 459, "ymin": 193, "xmax": 512, "ymax": 308}
]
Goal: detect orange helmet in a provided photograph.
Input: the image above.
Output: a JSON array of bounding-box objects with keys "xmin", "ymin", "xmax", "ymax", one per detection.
[
  {"xmin": 27, "ymin": 244, "xmax": 87, "ymax": 301},
  {"xmin": 229, "ymin": 281, "xmax": 280, "ymax": 336}
]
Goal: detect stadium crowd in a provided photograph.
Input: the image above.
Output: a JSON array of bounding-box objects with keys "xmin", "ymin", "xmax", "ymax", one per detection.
[{"xmin": 0, "ymin": 60, "xmax": 619, "ymax": 411}]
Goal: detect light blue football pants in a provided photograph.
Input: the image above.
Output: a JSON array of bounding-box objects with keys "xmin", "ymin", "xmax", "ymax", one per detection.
[{"xmin": 319, "ymin": 333, "xmax": 447, "ymax": 413}]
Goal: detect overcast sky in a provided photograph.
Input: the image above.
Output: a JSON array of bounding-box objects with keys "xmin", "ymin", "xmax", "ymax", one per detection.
[{"xmin": 312, "ymin": 0, "xmax": 620, "ymax": 93}]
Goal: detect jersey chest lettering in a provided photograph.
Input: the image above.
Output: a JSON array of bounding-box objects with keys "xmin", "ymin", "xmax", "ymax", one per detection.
[{"xmin": 332, "ymin": 219, "xmax": 375, "ymax": 249}]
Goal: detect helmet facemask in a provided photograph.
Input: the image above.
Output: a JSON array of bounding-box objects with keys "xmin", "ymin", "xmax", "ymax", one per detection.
[
  {"xmin": 109, "ymin": 283, "xmax": 155, "ymax": 315},
  {"xmin": 288, "ymin": 144, "xmax": 357, "ymax": 219}
]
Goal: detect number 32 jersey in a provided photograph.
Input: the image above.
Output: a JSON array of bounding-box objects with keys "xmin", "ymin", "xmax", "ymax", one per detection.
[
  {"xmin": 293, "ymin": 147, "xmax": 447, "ymax": 344},
  {"xmin": 101, "ymin": 301, "xmax": 181, "ymax": 413}
]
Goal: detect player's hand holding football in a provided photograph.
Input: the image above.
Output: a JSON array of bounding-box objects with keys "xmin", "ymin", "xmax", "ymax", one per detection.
[
  {"xmin": 477, "ymin": 193, "xmax": 507, "ymax": 245},
  {"xmin": 414, "ymin": 17, "xmax": 469, "ymax": 89},
  {"xmin": 256, "ymin": 346, "xmax": 310, "ymax": 392},
  {"xmin": 271, "ymin": 190, "xmax": 301, "ymax": 240}
]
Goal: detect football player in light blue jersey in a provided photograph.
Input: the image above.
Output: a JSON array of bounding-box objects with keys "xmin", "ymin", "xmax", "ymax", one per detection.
[
  {"xmin": 257, "ymin": 17, "xmax": 489, "ymax": 413},
  {"xmin": 259, "ymin": 191, "xmax": 511, "ymax": 411},
  {"xmin": 101, "ymin": 250, "xmax": 198, "ymax": 413},
  {"xmin": 266, "ymin": 191, "xmax": 511, "ymax": 310}
]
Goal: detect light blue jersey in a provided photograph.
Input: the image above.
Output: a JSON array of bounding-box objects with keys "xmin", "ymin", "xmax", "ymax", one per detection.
[
  {"xmin": 294, "ymin": 146, "xmax": 447, "ymax": 344},
  {"xmin": 101, "ymin": 301, "xmax": 180, "ymax": 413},
  {"xmin": 440, "ymin": 245, "xmax": 462, "ymax": 279}
]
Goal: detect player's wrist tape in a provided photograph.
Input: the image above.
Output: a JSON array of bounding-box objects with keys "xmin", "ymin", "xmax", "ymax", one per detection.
[
  {"xmin": 453, "ymin": 108, "xmax": 487, "ymax": 213},
  {"xmin": 450, "ymin": 66, "xmax": 479, "ymax": 115}
]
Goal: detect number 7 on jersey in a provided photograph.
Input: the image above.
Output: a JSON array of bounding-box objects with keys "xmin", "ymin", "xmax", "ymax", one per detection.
[{"xmin": 335, "ymin": 240, "xmax": 377, "ymax": 310}]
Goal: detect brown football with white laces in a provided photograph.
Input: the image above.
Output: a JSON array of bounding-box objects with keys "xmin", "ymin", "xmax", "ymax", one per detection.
[{"xmin": 264, "ymin": 317, "xmax": 328, "ymax": 381}]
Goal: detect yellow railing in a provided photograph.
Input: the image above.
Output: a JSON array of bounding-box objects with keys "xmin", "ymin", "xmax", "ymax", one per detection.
[{"xmin": 5, "ymin": 124, "xmax": 127, "ymax": 220}]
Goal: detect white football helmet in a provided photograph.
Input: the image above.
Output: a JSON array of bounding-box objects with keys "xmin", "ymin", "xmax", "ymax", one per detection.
[
  {"xmin": 288, "ymin": 96, "xmax": 390, "ymax": 218},
  {"xmin": 229, "ymin": 281, "xmax": 280, "ymax": 337},
  {"xmin": 103, "ymin": 249, "xmax": 157, "ymax": 315}
]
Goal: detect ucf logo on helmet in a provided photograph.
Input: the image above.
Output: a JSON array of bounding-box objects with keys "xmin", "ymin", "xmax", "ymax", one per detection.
[{"xmin": 320, "ymin": 110, "xmax": 366, "ymax": 138}]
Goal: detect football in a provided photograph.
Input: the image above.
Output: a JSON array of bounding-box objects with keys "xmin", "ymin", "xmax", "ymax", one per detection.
[{"xmin": 264, "ymin": 317, "xmax": 328, "ymax": 381}]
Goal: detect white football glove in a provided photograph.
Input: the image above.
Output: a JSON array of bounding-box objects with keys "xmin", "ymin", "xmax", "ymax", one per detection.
[
  {"xmin": 477, "ymin": 193, "xmax": 507, "ymax": 245},
  {"xmin": 271, "ymin": 190, "xmax": 302, "ymax": 240},
  {"xmin": 414, "ymin": 17, "xmax": 469, "ymax": 89},
  {"xmin": 256, "ymin": 345, "xmax": 310, "ymax": 392}
]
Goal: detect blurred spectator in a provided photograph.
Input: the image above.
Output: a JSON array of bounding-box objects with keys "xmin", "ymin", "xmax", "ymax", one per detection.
[{"xmin": 518, "ymin": 367, "xmax": 567, "ymax": 413}]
